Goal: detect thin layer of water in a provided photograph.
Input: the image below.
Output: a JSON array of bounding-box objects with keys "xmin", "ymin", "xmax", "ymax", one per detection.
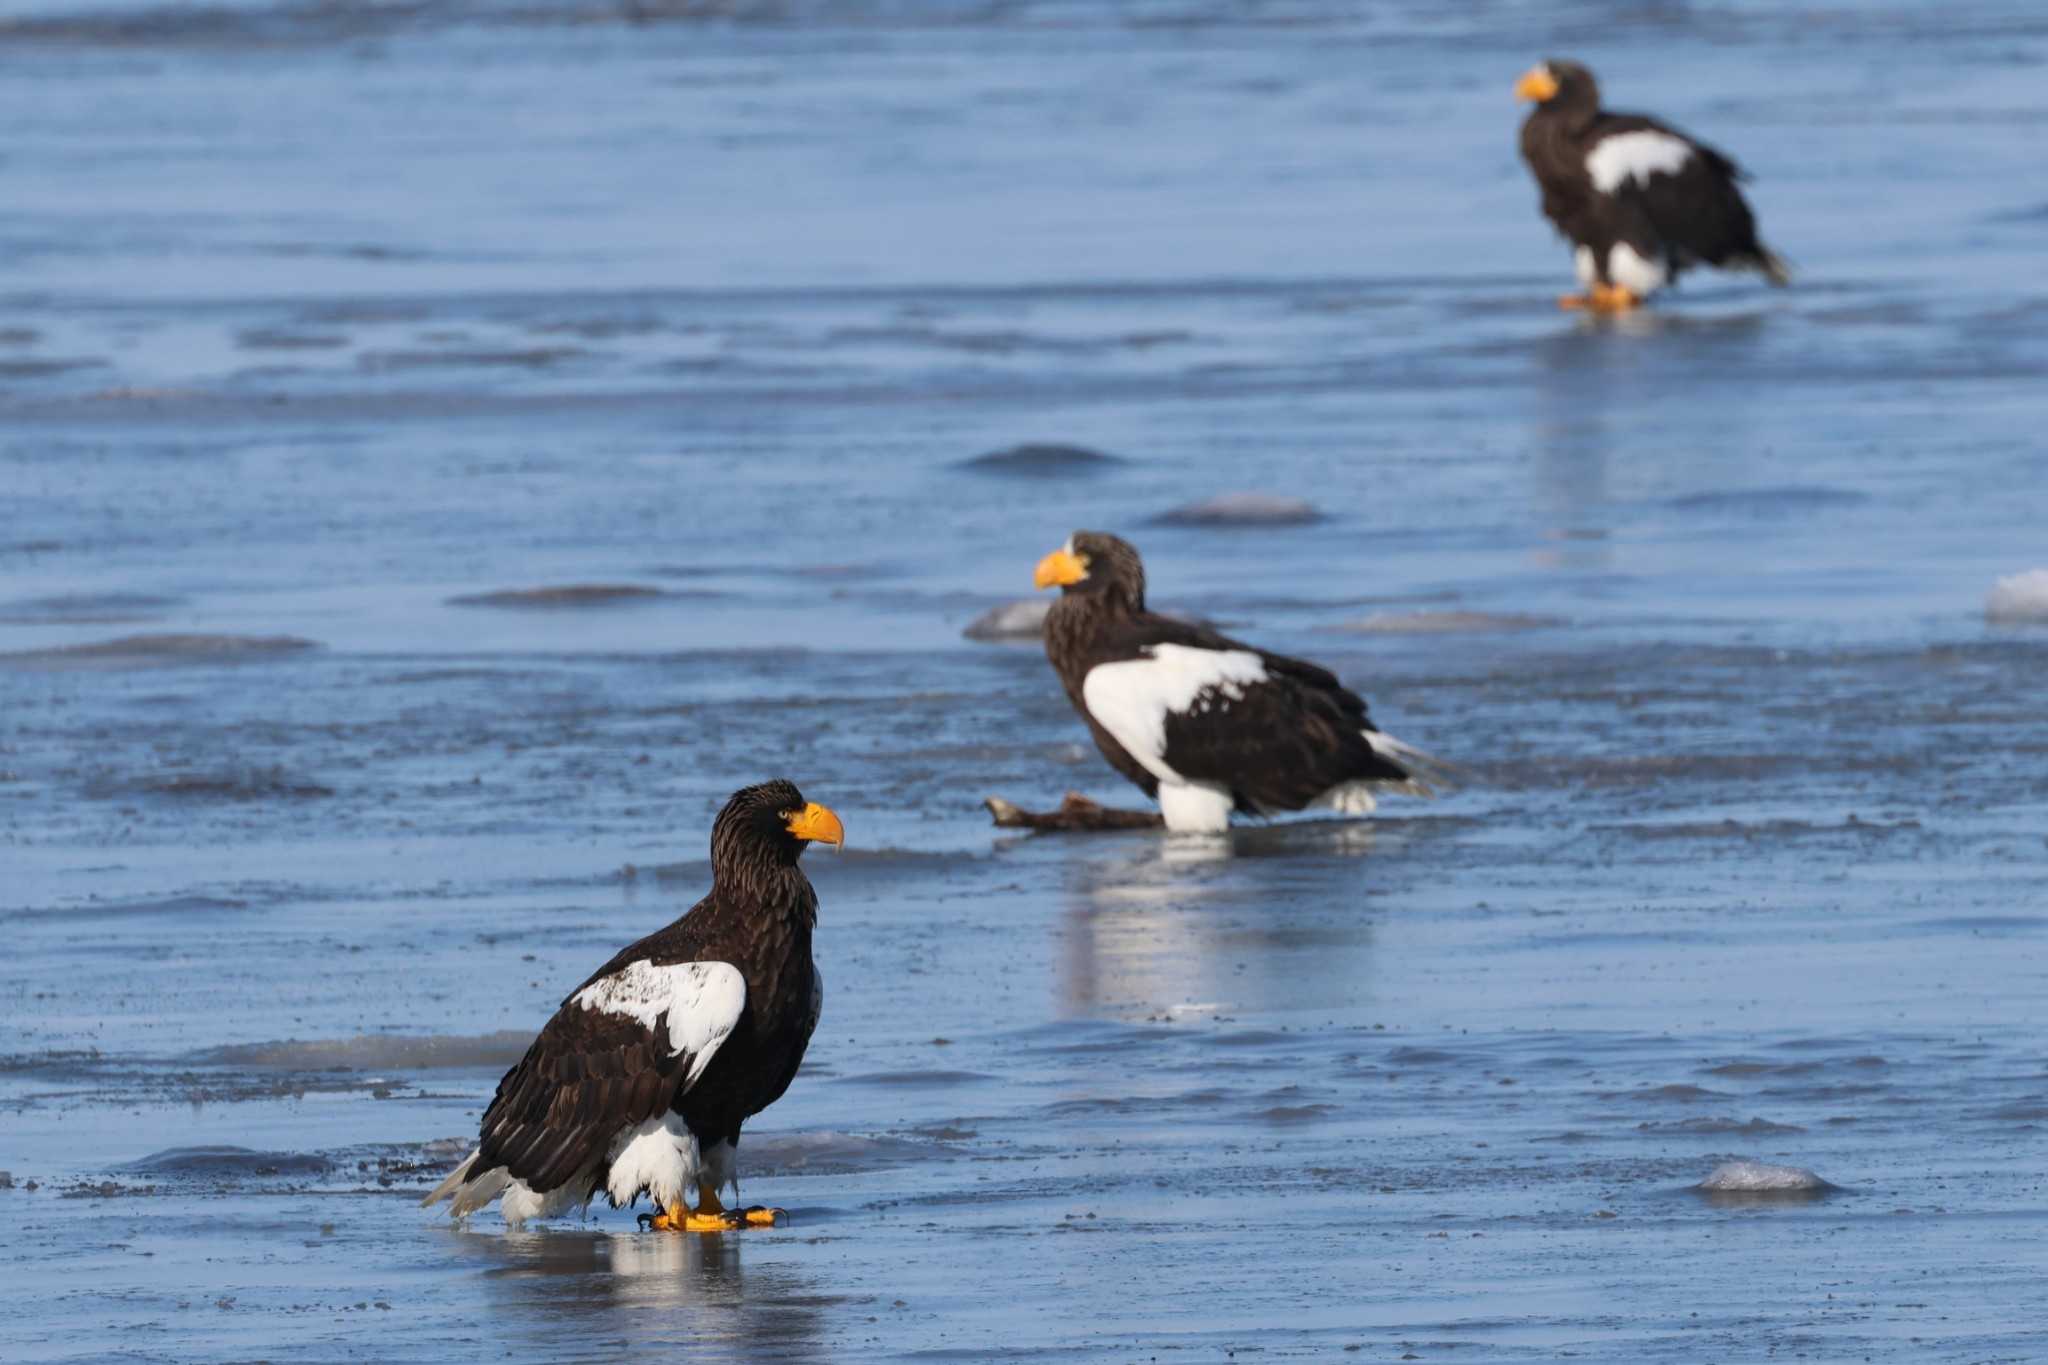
[{"xmin": 4, "ymin": 2, "xmax": 2047, "ymax": 1360}]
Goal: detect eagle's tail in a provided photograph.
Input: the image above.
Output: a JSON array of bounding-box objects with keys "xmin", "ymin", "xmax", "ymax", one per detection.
[
  {"xmin": 1749, "ymin": 245, "xmax": 1792, "ymax": 287},
  {"xmin": 421, "ymin": 1148, "xmax": 482, "ymax": 1209},
  {"xmin": 1364, "ymin": 730, "xmax": 1460, "ymax": 796}
]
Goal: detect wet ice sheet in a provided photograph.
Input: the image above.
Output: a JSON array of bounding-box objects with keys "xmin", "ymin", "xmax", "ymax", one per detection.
[
  {"xmin": 4, "ymin": 634, "xmax": 2046, "ymax": 1361},
  {"xmin": 4, "ymin": 0, "xmax": 2048, "ymax": 1361}
]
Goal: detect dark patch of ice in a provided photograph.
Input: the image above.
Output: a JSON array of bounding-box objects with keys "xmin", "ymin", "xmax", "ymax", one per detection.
[
  {"xmin": 122, "ymin": 1146, "xmax": 332, "ymax": 1177},
  {"xmin": 1638, "ymin": 1117, "xmax": 1807, "ymax": 1136},
  {"xmin": 832, "ymin": 1070, "xmax": 993, "ymax": 1087},
  {"xmin": 0, "ymin": 893, "xmax": 257, "ymax": 926},
  {"xmin": 743, "ymin": 1131, "xmax": 967, "ymax": 1177},
  {"xmin": 359, "ymin": 346, "xmax": 587, "ymax": 371},
  {"xmin": 0, "ymin": 356, "xmax": 107, "ymax": 378},
  {"xmin": 447, "ymin": 584, "xmax": 668, "ymax": 609},
  {"xmin": 1604, "ymin": 1084, "xmax": 1727, "ymax": 1103},
  {"xmin": 0, "ymin": 633, "xmax": 318, "ymax": 668},
  {"xmin": 956, "ymin": 442, "xmax": 1122, "ymax": 475},
  {"xmin": 87, "ymin": 765, "xmax": 334, "ymax": 801},
  {"xmin": 187, "ymin": 1031, "xmax": 535, "ymax": 1070},
  {"xmin": 1150, "ymin": 492, "xmax": 1322, "ymax": 527},
  {"xmin": 1666, "ymin": 486, "xmax": 1868, "ymax": 516},
  {"xmin": 1988, "ymin": 201, "xmax": 2048, "ymax": 224},
  {"xmin": 1330, "ymin": 610, "xmax": 1565, "ymax": 635},
  {"xmin": 1984, "ymin": 1100, "xmax": 2048, "ymax": 1121},
  {"xmin": 529, "ymin": 313, "xmax": 664, "ymax": 339},
  {"xmin": 236, "ymin": 327, "xmax": 350, "ymax": 351},
  {"xmin": 1252, "ymin": 1104, "xmax": 1334, "ymax": 1123},
  {"xmin": 60, "ymin": 1180, "xmax": 158, "ymax": 1200},
  {"xmin": 0, "ymin": 591, "xmax": 181, "ymax": 625}
]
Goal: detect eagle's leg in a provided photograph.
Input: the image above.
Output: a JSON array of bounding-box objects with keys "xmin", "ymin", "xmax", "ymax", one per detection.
[{"xmin": 642, "ymin": 1180, "xmax": 783, "ymax": 1231}]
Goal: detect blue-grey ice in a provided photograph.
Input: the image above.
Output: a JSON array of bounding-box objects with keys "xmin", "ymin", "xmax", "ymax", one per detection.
[{"xmin": 3, "ymin": 1, "xmax": 2046, "ymax": 1359}]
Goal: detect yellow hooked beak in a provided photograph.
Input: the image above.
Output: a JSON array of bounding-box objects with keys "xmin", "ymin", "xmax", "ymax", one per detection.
[
  {"xmin": 784, "ymin": 802, "xmax": 845, "ymax": 848},
  {"xmin": 1034, "ymin": 548, "xmax": 1088, "ymax": 590},
  {"xmin": 1515, "ymin": 65, "xmax": 1558, "ymax": 102}
]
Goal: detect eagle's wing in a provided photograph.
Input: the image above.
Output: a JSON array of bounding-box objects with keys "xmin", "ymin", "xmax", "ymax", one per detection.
[
  {"xmin": 1589, "ymin": 114, "xmax": 1764, "ymax": 269},
  {"xmin": 460, "ymin": 961, "xmax": 746, "ymax": 1198},
  {"xmin": 1080, "ymin": 618, "xmax": 1416, "ymax": 813}
]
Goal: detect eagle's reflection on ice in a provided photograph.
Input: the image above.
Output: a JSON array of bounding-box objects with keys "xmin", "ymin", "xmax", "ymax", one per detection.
[
  {"xmin": 473, "ymin": 1228, "xmax": 828, "ymax": 1360},
  {"xmin": 1057, "ymin": 819, "xmax": 1386, "ymax": 1018}
]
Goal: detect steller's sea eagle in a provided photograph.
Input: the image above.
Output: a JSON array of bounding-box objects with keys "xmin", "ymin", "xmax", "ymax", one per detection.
[
  {"xmin": 1033, "ymin": 531, "xmax": 1447, "ymax": 834},
  {"xmin": 1516, "ymin": 58, "xmax": 1789, "ymax": 313},
  {"xmin": 423, "ymin": 779, "xmax": 842, "ymax": 1230}
]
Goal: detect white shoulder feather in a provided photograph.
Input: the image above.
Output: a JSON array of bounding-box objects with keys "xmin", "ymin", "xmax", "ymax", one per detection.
[
  {"xmin": 1082, "ymin": 643, "xmax": 1269, "ymax": 783},
  {"xmin": 1585, "ymin": 130, "xmax": 1695, "ymax": 194},
  {"xmin": 572, "ymin": 959, "xmax": 746, "ymax": 1091}
]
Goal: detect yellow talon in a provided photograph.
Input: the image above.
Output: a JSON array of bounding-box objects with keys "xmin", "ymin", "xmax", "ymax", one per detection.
[
  {"xmin": 640, "ymin": 1180, "xmax": 785, "ymax": 1232},
  {"xmin": 1589, "ymin": 283, "xmax": 1642, "ymax": 314},
  {"xmin": 1558, "ymin": 293, "xmax": 1593, "ymax": 311}
]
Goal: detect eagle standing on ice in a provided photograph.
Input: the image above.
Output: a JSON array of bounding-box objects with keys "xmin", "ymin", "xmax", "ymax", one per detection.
[
  {"xmin": 1032, "ymin": 532, "xmax": 1446, "ymax": 834},
  {"xmin": 1516, "ymin": 58, "xmax": 1789, "ymax": 313},
  {"xmin": 423, "ymin": 779, "xmax": 842, "ymax": 1230}
]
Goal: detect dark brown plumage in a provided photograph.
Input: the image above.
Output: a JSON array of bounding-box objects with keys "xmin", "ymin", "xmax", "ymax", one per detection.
[
  {"xmin": 1033, "ymin": 532, "xmax": 1445, "ymax": 833},
  {"xmin": 1516, "ymin": 58, "xmax": 1787, "ymax": 311},
  {"xmin": 423, "ymin": 779, "xmax": 839, "ymax": 1226}
]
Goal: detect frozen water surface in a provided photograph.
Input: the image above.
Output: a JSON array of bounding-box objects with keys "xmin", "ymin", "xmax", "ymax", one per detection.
[{"xmin": 3, "ymin": 0, "xmax": 2047, "ymax": 1361}]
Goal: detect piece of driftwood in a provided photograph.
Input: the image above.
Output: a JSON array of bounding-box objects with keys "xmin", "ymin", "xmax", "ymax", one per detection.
[{"xmin": 984, "ymin": 792, "xmax": 1165, "ymax": 832}]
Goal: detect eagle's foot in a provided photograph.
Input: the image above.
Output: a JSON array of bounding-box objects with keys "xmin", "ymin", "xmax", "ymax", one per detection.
[
  {"xmin": 1588, "ymin": 283, "xmax": 1642, "ymax": 314},
  {"xmin": 640, "ymin": 1204, "xmax": 776, "ymax": 1232},
  {"xmin": 1557, "ymin": 292, "xmax": 1594, "ymax": 311},
  {"xmin": 640, "ymin": 1183, "xmax": 784, "ymax": 1232}
]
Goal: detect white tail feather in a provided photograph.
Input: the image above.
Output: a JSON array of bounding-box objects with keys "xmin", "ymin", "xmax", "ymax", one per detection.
[
  {"xmin": 420, "ymin": 1147, "xmax": 516, "ymax": 1218},
  {"xmin": 1751, "ymin": 247, "xmax": 1792, "ymax": 287},
  {"xmin": 420, "ymin": 1149, "xmax": 479, "ymax": 1208},
  {"xmin": 450, "ymin": 1166, "xmax": 512, "ymax": 1217},
  {"xmin": 1364, "ymin": 730, "xmax": 1459, "ymax": 795}
]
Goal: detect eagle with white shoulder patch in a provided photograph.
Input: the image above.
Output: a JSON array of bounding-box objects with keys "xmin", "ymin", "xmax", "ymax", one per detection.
[
  {"xmin": 1036, "ymin": 531, "xmax": 1450, "ymax": 834},
  {"xmin": 421, "ymin": 778, "xmax": 841, "ymax": 1232}
]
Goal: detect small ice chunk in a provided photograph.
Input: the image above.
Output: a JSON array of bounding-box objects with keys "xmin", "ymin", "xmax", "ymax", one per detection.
[
  {"xmin": 1152, "ymin": 492, "xmax": 1322, "ymax": 528},
  {"xmin": 1986, "ymin": 569, "xmax": 2048, "ymax": 624},
  {"xmin": 962, "ymin": 598, "xmax": 1052, "ymax": 641},
  {"xmin": 1696, "ymin": 1159, "xmax": 1833, "ymax": 1193}
]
